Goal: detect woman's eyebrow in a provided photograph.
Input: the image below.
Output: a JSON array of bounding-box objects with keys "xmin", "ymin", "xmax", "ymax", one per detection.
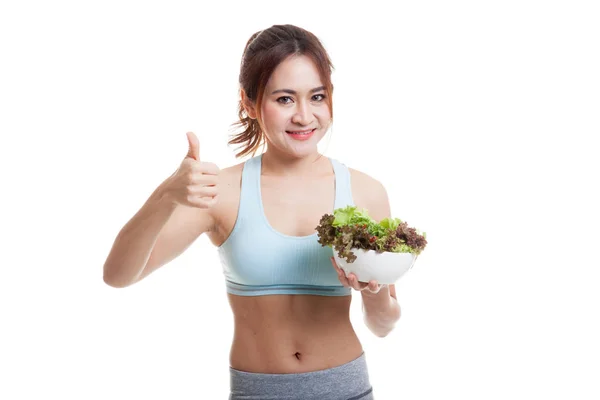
[{"xmin": 271, "ymin": 86, "xmax": 325, "ymax": 95}]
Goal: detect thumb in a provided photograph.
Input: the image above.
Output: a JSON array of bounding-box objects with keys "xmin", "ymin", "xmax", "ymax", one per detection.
[{"xmin": 186, "ymin": 131, "xmax": 200, "ymax": 161}]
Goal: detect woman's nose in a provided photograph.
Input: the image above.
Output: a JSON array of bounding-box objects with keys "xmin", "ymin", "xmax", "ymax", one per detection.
[{"xmin": 291, "ymin": 103, "xmax": 313, "ymax": 125}]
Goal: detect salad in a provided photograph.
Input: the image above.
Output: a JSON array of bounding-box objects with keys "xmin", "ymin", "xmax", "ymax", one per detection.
[{"xmin": 315, "ymin": 205, "xmax": 428, "ymax": 263}]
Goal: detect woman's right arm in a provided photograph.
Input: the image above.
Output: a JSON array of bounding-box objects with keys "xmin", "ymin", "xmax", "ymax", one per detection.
[
  {"xmin": 103, "ymin": 181, "xmax": 175, "ymax": 288},
  {"xmin": 103, "ymin": 132, "xmax": 219, "ymax": 288}
]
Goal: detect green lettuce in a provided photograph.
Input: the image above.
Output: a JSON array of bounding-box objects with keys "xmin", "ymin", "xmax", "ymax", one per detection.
[{"xmin": 316, "ymin": 205, "xmax": 428, "ymax": 263}]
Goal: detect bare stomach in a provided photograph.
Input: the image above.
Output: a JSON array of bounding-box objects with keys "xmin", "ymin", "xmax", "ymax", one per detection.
[{"xmin": 227, "ymin": 293, "xmax": 363, "ymax": 374}]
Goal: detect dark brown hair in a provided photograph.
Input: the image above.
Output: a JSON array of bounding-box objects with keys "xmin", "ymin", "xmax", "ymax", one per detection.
[{"xmin": 228, "ymin": 24, "xmax": 335, "ymax": 159}]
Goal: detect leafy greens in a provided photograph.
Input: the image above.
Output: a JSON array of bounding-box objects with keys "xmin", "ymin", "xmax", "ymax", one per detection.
[{"xmin": 315, "ymin": 205, "xmax": 428, "ymax": 263}]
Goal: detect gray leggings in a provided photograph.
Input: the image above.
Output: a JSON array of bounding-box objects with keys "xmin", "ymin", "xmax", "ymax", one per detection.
[{"xmin": 229, "ymin": 351, "xmax": 374, "ymax": 400}]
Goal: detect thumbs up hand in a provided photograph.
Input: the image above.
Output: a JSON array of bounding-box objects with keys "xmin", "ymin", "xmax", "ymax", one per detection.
[
  {"xmin": 165, "ymin": 132, "xmax": 220, "ymax": 209},
  {"xmin": 186, "ymin": 130, "xmax": 201, "ymax": 161}
]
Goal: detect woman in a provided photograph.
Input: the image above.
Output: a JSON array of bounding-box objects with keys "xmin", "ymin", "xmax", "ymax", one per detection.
[{"xmin": 103, "ymin": 24, "xmax": 401, "ymax": 400}]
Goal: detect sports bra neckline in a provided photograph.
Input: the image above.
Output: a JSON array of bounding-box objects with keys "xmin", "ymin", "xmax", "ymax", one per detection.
[{"xmin": 255, "ymin": 153, "xmax": 336, "ymax": 240}]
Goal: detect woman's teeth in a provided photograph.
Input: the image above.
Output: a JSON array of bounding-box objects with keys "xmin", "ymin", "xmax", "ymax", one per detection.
[{"xmin": 287, "ymin": 129, "xmax": 314, "ymax": 135}]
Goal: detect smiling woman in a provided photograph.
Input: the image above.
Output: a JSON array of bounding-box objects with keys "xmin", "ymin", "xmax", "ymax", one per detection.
[
  {"xmin": 228, "ymin": 26, "xmax": 335, "ymax": 161},
  {"xmin": 217, "ymin": 24, "xmax": 382, "ymax": 400},
  {"xmin": 103, "ymin": 23, "xmax": 394, "ymax": 400},
  {"xmin": 247, "ymin": 56, "xmax": 331, "ymax": 153}
]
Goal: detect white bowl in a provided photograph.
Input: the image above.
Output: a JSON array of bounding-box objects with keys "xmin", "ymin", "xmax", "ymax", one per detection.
[{"xmin": 333, "ymin": 248, "xmax": 417, "ymax": 285}]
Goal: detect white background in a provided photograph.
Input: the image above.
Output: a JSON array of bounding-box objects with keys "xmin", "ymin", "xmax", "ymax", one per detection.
[{"xmin": 1, "ymin": 0, "xmax": 599, "ymax": 399}]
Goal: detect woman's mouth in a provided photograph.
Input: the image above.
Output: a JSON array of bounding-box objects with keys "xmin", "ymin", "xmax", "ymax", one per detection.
[{"xmin": 286, "ymin": 128, "xmax": 316, "ymax": 141}]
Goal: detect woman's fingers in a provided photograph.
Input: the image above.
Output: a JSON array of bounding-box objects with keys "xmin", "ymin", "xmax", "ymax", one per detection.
[
  {"xmin": 349, "ymin": 275, "xmax": 382, "ymax": 293},
  {"xmin": 330, "ymin": 257, "xmax": 341, "ymax": 273},
  {"xmin": 330, "ymin": 257, "xmax": 382, "ymax": 293},
  {"xmin": 346, "ymin": 273, "xmax": 364, "ymax": 291},
  {"xmin": 330, "ymin": 257, "xmax": 350, "ymax": 287},
  {"xmin": 367, "ymin": 280, "xmax": 382, "ymax": 293}
]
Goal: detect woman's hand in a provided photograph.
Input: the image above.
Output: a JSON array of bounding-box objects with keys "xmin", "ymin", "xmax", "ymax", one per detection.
[
  {"xmin": 164, "ymin": 132, "xmax": 220, "ymax": 209},
  {"xmin": 330, "ymin": 256, "xmax": 385, "ymax": 294}
]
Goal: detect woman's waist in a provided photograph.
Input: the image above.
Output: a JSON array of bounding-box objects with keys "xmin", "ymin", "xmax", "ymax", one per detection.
[
  {"xmin": 228, "ymin": 351, "xmax": 372, "ymax": 400},
  {"xmin": 229, "ymin": 320, "xmax": 362, "ymax": 374}
]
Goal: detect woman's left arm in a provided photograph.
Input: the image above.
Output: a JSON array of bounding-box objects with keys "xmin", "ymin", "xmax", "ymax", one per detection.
[
  {"xmin": 361, "ymin": 283, "xmax": 401, "ymax": 338},
  {"xmin": 331, "ymin": 256, "xmax": 401, "ymax": 337},
  {"xmin": 330, "ymin": 172, "xmax": 401, "ymax": 337}
]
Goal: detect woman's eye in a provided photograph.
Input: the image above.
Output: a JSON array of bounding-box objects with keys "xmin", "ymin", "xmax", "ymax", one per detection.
[
  {"xmin": 277, "ymin": 96, "xmax": 293, "ymax": 104},
  {"xmin": 276, "ymin": 94, "xmax": 326, "ymax": 104}
]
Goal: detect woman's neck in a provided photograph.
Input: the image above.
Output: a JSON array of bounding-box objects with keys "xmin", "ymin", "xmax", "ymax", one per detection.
[{"xmin": 261, "ymin": 149, "xmax": 328, "ymax": 178}]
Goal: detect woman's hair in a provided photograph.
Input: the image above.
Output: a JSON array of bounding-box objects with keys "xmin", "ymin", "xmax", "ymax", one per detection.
[{"xmin": 228, "ymin": 24, "xmax": 335, "ymax": 159}]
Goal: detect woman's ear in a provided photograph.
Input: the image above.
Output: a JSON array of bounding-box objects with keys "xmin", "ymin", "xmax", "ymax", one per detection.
[{"xmin": 240, "ymin": 89, "xmax": 257, "ymax": 119}]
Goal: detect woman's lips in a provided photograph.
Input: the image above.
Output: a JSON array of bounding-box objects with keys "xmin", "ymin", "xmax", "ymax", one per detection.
[
  {"xmin": 286, "ymin": 128, "xmax": 315, "ymax": 134},
  {"xmin": 286, "ymin": 128, "xmax": 316, "ymax": 140}
]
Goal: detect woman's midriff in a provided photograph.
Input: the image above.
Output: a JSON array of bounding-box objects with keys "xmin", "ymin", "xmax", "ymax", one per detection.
[{"xmin": 227, "ymin": 293, "xmax": 363, "ymax": 374}]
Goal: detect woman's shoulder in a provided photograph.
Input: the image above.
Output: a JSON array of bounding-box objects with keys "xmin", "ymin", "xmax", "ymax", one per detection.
[
  {"xmin": 339, "ymin": 160, "xmax": 384, "ymax": 193},
  {"xmin": 216, "ymin": 159, "xmax": 247, "ymax": 196},
  {"xmin": 343, "ymin": 163, "xmax": 391, "ymax": 222}
]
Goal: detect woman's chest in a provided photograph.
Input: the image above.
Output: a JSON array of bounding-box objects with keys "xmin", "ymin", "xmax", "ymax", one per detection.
[
  {"xmin": 208, "ymin": 167, "xmax": 365, "ymax": 247},
  {"xmin": 259, "ymin": 175, "xmax": 335, "ymax": 236}
]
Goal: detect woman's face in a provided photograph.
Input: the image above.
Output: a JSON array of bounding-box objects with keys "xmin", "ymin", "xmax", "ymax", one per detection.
[{"xmin": 258, "ymin": 55, "xmax": 332, "ymax": 157}]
